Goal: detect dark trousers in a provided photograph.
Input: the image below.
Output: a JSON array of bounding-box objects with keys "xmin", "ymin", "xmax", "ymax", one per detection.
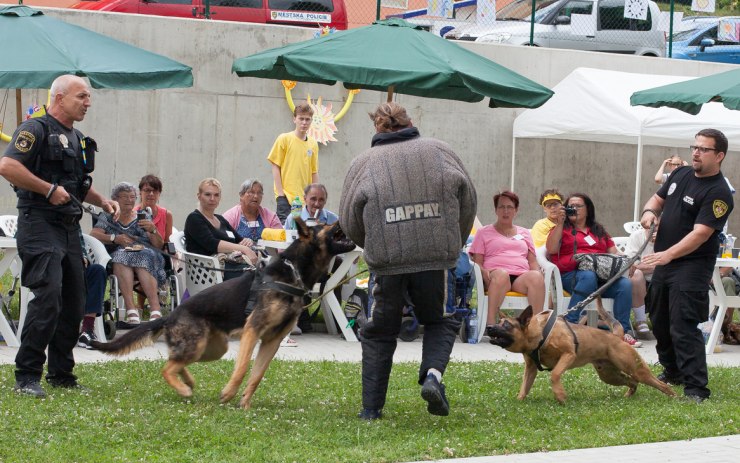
[
  {"xmin": 360, "ymin": 269, "xmax": 460, "ymax": 410},
  {"xmin": 275, "ymin": 195, "xmax": 290, "ymax": 225},
  {"xmin": 85, "ymin": 263, "xmax": 106, "ymax": 315},
  {"xmin": 648, "ymin": 280, "xmax": 710, "ymax": 398},
  {"xmin": 15, "ymin": 211, "xmax": 85, "ymax": 383}
]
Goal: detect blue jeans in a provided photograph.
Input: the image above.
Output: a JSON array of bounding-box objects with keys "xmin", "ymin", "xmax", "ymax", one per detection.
[
  {"xmin": 85, "ymin": 263, "xmax": 107, "ymax": 315},
  {"xmin": 561, "ymin": 270, "xmax": 632, "ymax": 333}
]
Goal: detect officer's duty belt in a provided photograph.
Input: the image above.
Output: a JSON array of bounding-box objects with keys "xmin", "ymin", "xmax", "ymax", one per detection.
[{"xmin": 25, "ymin": 209, "xmax": 82, "ymax": 225}]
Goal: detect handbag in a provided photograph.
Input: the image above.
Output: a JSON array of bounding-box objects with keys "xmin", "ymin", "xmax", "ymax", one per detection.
[{"xmin": 573, "ymin": 253, "xmax": 631, "ymax": 283}]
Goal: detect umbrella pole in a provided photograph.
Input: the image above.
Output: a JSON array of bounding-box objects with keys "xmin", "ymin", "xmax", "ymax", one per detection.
[
  {"xmin": 387, "ymin": 86, "xmax": 394, "ymax": 103},
  {"xmin": 15, "ymin": 89, "xmax": 22, "ymax": 126}
]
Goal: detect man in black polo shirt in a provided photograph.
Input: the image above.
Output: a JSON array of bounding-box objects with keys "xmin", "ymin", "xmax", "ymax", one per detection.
[
  {"xmin": 640, "ymin": 128, "xmax": 733, "ymax": 402},
  {"xmin": 0, "ymin": 75, "xmax": 118, "ymax": 398}
]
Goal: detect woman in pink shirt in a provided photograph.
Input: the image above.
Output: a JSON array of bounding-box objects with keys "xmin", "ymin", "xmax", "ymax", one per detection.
[{"xmin": 469, "ymin": 191, "xmax": 545, "ymax": 333}]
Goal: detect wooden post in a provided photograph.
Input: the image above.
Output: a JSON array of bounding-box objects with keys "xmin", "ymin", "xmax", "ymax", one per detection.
[
  {"xmin": 386, "ymin": 85, "xmax": 394, "ymax": 102},
  {"xmin": 15, "ymin": 89, "xmax": 22, "ymax": 125}
]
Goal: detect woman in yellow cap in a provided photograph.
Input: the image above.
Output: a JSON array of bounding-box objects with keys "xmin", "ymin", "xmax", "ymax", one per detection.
[{"xmin": 530, "ymin": 189, "xmax": 563, "ymax": 248}]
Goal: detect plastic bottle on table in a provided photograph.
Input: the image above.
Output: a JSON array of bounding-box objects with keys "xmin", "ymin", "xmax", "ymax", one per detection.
[
  {"xmin": 288, "ymin": 196, "xmax": 302, "ymax": 240},
  {"xmin": 467, "ymin": 308, "xmax": 479, "ymax": 344}
]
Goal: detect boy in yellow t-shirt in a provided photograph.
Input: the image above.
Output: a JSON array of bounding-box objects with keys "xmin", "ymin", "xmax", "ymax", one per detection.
[{"xmin": 267, "ymin": 103, "xmax": 319, "ymax": 224}]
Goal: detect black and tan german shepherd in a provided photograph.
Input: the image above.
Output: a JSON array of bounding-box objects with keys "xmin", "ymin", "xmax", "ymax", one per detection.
[{"xmin": 91, "ymin": 219, "xmax": 355, "ymax": 407}]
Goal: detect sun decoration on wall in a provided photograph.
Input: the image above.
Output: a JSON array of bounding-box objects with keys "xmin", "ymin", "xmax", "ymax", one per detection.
[
  {"xmin": 277, "ymin": 25, "xmax": 360, "ymax": 145},
  {"xmin": 280, "ymin": 81, "xmax": 359, "ymax": 146}
]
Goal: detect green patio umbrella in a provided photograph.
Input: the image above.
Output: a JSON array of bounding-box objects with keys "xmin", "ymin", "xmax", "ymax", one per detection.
[
  {"xmin": 232, "ymin": 18, "xmax": 553, "ymax": 109},
  {"xmin": 0, "ymin": 5, "xmax": 193, "ymax": 90},
  {"xmin": 630, "ymin": 68, "xmax": 740, "ymax": 115}
]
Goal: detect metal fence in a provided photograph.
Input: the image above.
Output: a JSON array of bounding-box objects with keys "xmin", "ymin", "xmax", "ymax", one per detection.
[{"xmin": 344, "ymin": 0, "xmax": 739, "ymax": 59}]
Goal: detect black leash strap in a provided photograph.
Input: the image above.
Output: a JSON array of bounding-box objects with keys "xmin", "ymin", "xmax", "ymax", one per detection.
[
  {"xmin": 568, "ymin": 222, "xmax": 656, "ymax": 314},
  {"xmin": 528, "ymin": 310, "xmax": 558, "ymax": 371}
]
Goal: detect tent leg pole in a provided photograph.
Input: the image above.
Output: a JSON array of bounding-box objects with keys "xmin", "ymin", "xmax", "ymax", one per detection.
[
  {"xmin": 387, "ymin": 86, "xmax": 394, "ymax": 103},
  {"xmin": 634, "ymin": 135, "xmax": 643, "ymax": 222},
  {"xmin": 510, "ymin": 138, "xmax": 516, "ymax": 191}
]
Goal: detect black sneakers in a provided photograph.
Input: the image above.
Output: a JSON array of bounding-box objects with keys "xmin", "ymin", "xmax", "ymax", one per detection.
[
  {"xmin": 13, "ymin": 380, "xmax": 47, "ymax": 398},
  {"xmin": 47, "ymin": 379, "xmax": 89, "ymax": 392},
  {"xmin": 657, "ymin": 371, "xmax": 684, "ymax": 386},
  {"xmin": 77, "ymin": 330, "xmax": 98, "ymax": 350},
  {"xmin": 357, "ymin": 408, "xmax": 382, "ymax": 421},
  {"xmin": 684, "ymin": 393, "xmax": 707, "ymax": 404},
  {"xmin": 421, "ymin": 373, "xmax": 449, "ymax": 416}
]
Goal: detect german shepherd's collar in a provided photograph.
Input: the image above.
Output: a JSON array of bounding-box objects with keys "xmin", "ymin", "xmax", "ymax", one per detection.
[{"xmin": 252, "ymin": 259, "xmax": 307, "ymax": 297}]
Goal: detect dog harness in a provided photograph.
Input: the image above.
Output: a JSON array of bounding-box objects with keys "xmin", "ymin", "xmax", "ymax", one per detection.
[
  {"xmin": 244, "ymin": 259, "xmax": 307, "ymax": 316},
  {"xmin": 527, "ymin": 312, "xmax": 579, "ymax": 372}
]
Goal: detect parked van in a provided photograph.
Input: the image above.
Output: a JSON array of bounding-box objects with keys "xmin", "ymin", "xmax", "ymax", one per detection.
[{"xmin": 71, "ymin": 0, "xmax": 348, "ymax": 30}]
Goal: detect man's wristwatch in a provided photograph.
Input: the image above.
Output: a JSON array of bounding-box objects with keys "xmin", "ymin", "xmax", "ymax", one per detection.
[{"xmin": 110, "ymin": 233, "xmax": 116, "ymax": 243}]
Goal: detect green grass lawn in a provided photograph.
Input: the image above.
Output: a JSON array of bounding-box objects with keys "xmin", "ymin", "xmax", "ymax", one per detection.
[{"xmin": 0, "ymin": 360, "xmax": 737, "ymax": 463}]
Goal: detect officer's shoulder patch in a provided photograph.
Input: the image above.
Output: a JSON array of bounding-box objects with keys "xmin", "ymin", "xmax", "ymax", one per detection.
[
  {"xmin": 713, "ymin": 199, "xmax": 728, "ymax": 219},
  {"xmin": 14, "ymin": 131, "xmax": 36, "ymax": 153}
]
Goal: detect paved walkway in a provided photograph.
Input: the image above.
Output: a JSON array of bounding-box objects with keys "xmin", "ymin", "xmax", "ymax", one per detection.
[{"xmin": 1, "ymin": 333, "xmax": 738, "ymax": 462}]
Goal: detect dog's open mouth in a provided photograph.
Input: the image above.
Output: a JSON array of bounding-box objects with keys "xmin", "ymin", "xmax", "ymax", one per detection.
[
  {"xmin": 486, "ymin": 326, "xmax": 514, "ymax": 348},
  {"xmin": 330, "ymin": 225, "xmax": 355, "ymax": 252}
]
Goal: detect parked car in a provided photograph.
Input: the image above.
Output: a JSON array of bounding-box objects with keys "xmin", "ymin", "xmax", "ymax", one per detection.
[
  {"xmin": 671, "ymin": 16, "xmax": 740, "ymax": 64},
  {"xmin": 71, "ymin": 0, "xmax": 348, "ymax": 30},
  {"xmin": 444, "ymin": 0, "xmax": 665, "ymax": 57}
]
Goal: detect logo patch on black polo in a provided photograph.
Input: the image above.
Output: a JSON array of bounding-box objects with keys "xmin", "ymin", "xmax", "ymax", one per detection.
[
  {"xmin": 713, "ymin": 200, "xmax": 728, "ymax": 218},
  {"xmin": 14, "ymin": 131, "xmax": 35, "ymax": 153}
]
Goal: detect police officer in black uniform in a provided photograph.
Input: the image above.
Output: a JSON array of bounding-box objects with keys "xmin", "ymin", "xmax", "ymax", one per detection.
[
  {"xmin": 640, "ymin": 128, "xmax": 733, "ymax": 403},
  {"xmin": 0, "ymin": 74, "xmax": 119, "ymax": 398}
]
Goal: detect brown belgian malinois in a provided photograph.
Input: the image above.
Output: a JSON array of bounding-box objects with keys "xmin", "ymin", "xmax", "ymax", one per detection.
[
  {"xmin": 486, "ymin": 300, "xmax": 676, "ymax": 403},
  {"xmin": 92, "ymin": 219, "xmax": 356, "ymax": 408}
]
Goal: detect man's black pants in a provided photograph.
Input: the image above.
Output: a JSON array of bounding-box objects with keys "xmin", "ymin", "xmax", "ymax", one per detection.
[
  {"xmin": 648, "ymin": 278, "xmax": 711, "ymax": 399},
  {"xmin": 15, "ymin": 210, "xmax": 85, "ymax": 384},
  {"xmin": 360, "ymin": 269, "xmax": 460, "ymax": 410}
]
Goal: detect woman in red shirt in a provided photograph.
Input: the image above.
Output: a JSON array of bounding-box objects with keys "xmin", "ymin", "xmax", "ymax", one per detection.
[{"xmin": 546, "ymin": 193, "xmax": 640, "ymax": 347}]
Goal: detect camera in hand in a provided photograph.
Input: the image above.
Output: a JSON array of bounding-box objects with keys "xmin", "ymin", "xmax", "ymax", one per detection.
[
  {"xmin": 564, "ymin": 205, "xmax": 578, "ymax": 217},
  {"xmin": 136, "ymin": 210, "xmax": 147, "ymax": 221}
]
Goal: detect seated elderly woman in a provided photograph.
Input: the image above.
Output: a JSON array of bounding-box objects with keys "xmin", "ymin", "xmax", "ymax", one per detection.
[
  {"xmin": 222, "ymin": 178, "xmax": 282, "ymax": 244},
  {"xmin": 90, "ymin": 182, "xmax": 167, "ymax": 325},
  {"xmin": 469, "ymin": 191, "xmax": 545, "ymax": 334},
  {"xmin": 530, "ymin": 188, "xmax": 563, "ymax": 249},
  {"xmin": 184, "ymin": 178, "xmax": 258, "ymax": 280},
  {"xmin": 546, "ymin": 192, "xmax": 641, "ymax": 347}
]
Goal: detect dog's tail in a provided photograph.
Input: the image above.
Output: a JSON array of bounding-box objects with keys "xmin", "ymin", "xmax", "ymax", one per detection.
[
  {"xmin": 595, "ymin": 297, "xmax": 624, "ymax": 337},
  {"xmin": 90, "ymin": 318, "xmax": 166, "ymax": 356}
]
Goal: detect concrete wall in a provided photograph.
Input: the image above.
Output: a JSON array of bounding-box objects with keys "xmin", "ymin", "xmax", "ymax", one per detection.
[{"xmin": 1, "ymin": 8, "xmax": 737, "ymax": 236}]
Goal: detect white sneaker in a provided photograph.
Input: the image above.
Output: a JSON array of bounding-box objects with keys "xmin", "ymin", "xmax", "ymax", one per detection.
[
  {"xmin": 279, "ymin": 335, "xmax": 297, "ymax": 347},
  {"xmin": 636, "ymin": 321, "xmax": 650, "ymax": 334}
]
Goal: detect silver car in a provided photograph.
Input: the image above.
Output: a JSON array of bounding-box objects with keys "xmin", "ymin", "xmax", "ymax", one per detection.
[{"xmin": 445, "ymin": 0, "xmax": 666, "ymax": 57}]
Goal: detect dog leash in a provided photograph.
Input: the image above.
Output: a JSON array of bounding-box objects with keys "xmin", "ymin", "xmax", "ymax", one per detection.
[
  {"xmin": 529, "ymin": 222, "xmax": 656, "ymax": 369},
  {"xmin": 565, "ymin": 222, "xmax": 656, "ymax": 316},
  {"xmin": 70, "ymin": 196, "xmax": 257, "ymax": 274}
]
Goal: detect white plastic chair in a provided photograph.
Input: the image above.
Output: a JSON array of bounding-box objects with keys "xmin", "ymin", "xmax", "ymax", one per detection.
[
  {"xmin": 82, "ymin": 234, "xmax": 113, "ymax": 342},
  {"xmin": 173, "ymin": 232, "xmax": 223, "ymax": 296},
  {"xmin": 623, "ymin": 221, "xmax": 642, "ymax": 235},
  {"xmin": 612, "ymin": 237, "xmax": 629, "ymax": 254},
  {"xmin": 0, "ymin": 215, "xmax": 18, "ymax": 237}
]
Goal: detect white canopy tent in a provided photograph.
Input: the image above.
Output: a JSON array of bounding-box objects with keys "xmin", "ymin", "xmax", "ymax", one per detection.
[{"xmin": 512, "ymin": 67, "xmax": 740, "ymax": 220}]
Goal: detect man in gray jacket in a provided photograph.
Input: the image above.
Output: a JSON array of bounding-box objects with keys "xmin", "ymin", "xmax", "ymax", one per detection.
[{"xmin": 340, "ymin": 102, "xmax": 477, "ymax": 420}]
